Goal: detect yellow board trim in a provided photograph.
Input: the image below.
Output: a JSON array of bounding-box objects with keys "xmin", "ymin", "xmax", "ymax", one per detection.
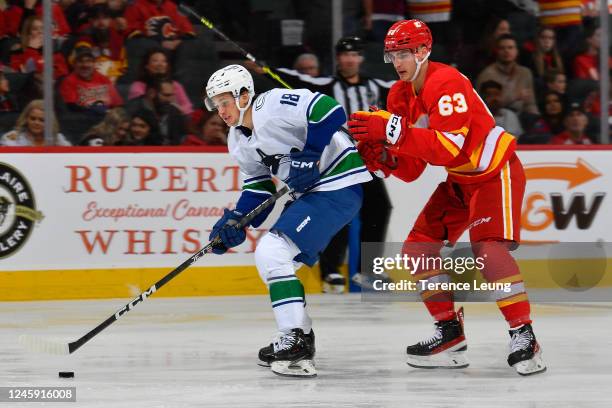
[
  {"xmin": 2, "ymin": 259, "xmax": 611, "ymax": 301},
  {"xmin": 0, "ymin": 265, "xmax": 326, "ymax": 301}
]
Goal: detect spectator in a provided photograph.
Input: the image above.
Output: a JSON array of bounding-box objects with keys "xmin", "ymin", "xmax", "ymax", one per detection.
[
  {"xmin": 480, "ymin": 80, "xmax": 524, "ymax": 138},
  {"xmin": 480, "ymin": 17, "xmax": 511, "ymax": 59},
  {"xmin": 0, "ymin": 72, "xmax": 18, "ymax": 113},
  {"xmin": 124, "ymin": 0, "xmax": 195, "ymax": 51},
  {"xmin": 476, "ymin": 34, "xmax": 539, "ymax": 115},
  {"xmin": 183, "ymin": 110, "xmax": 228, "ymax": 146},
  {"xmin": 293, "ymin": 53, "xmax": 320, "ymax": 77},
  {"xmin": 0, "ymin": 8, "xmax": 6, "ymax": 39},
  {"xmin": 107, "ymin": 0, "xmax": 129, "ymax": 32},
  {"xmin": 9, "ymin": 15, "xmax": 69, "ymax": 79},
  {"xmin": 126, "ymin": 76, "xmax": 187, "ymax": 145},
  {"xmin": 524, "ymin": 90, "xmax": 566, "ymax": 143},
  {"xmin": 544, "ymin": 69, "xmax": 567, "ymax": 95},
  {"xmin": 59, "ymin": 45, "xmax": 123, "ymax": 114},
  {"xmin": 79, "ymin": 107, "xmax": 130, "ymax": 146},
  {"xmin": 128, "ymin": 48, "xmax": 193, "ymax": 114},
  {"xmin": 126, "ymin": 109, "xmax": 162, "ymax": 145},
  {"xmin": 549, "ymin": 103, "xmax": 593, "ymax": 144},
  {"xmin": 572, "ymin": 26, "xmax": 612, "ymax": 81},
  {"xmin": 72, "ymin": 4, "xmax": 127, "ymax": 83},
  {"xmin": 2, "ymin": 0, "xmax": 71, "ymax": 41},
  {"xmin": 0, "ymin": 99, "xmax": 71, "ymax": 146},
  {"xmin": 65, "ymin": 0, "xmax": 128, "ymax": 34},
  {"xmin": 536, "ymin": 0, "xmax": 583, "ymax": 55},
  {"xmin": 522, "ymin": 26, "xmax": 564, "ymax": 81}
]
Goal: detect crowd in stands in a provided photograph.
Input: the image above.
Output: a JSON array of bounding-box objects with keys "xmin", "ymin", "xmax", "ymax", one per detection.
[{"xmin": 0, "ymin": 0, "xmax": 610, "ymax": 146}]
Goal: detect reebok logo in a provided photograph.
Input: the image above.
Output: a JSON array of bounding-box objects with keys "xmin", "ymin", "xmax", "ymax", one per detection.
[{"xmin": 296, "ymin": 216, "xmax": 311, "ymax": 232}]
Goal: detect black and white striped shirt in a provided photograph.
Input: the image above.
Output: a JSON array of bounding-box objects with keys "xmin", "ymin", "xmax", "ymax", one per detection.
[{"xmin": 274, "ymin": 68, "xmax": 395, "ymax": 115}]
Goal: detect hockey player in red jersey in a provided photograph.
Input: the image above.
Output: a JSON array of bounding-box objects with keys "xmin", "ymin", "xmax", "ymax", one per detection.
[{"xmin": 348, "ymin": 19, "xmax": 546, "ymax": 376}]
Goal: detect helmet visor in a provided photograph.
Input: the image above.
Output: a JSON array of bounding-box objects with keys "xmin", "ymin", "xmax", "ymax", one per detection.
[
  {"xmin": 204, "ymin": 93, "xmax": 237, "ymax": 112},
  {"xmin": 383, "ymin": 49, "xmax": 416, "ymax": 64}
]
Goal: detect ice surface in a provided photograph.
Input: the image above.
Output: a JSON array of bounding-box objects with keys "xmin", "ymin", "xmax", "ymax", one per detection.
[{"xmin": 1, "ymin": 295, "xmax": 611, "ymax": 407}]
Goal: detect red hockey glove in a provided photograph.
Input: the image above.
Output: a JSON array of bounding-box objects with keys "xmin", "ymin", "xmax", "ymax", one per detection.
[
  {"xmin": 348, "ymin": 110, "xmax": 403, "ymax": 145},
  {"xmin": 357, "ymin": 141, "xmax": 397, "ymax": 178}
]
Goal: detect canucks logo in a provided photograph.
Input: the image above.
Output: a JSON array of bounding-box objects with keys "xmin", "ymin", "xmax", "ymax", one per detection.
[
  {"xmin": 256, "ymin": 148, "xmax": 288, "ymax": 175},
  {"xmin": 0, "ymin": 163, "xmax": 44, "ymax": 259}
]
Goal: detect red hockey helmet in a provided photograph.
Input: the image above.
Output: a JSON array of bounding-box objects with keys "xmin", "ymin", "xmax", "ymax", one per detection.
[{"xmin": 384, "ymin": 19, "xmax": 433, "ymax": 54}]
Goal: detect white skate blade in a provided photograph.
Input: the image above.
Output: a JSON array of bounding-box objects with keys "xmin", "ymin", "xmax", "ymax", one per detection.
[
  {"xmin": 513, "ymin": 351, "xmax": 547, "ymax": 376},
  {"xmin": 271, "ymin": 359, "xmax": 317, "ymax": 377},
  {"xmin": 322, "ymin": 282, "xmax": 345, "ymax": 294},
  {"xmin": 407, "ymin": 350, "xmax": 469, "ymax": 369},
  {"xmin": 257, "ymin": 360, "xmax": 270, "ymax": 368}
]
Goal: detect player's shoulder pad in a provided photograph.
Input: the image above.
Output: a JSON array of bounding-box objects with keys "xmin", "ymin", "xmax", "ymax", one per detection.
[
  {"xmin": 421, "ymin": 63, "xmax": 471, "ymax": 102},
  {"xmin": 425, "ymin": 63, "xmax": 469, "ymax": 91}
]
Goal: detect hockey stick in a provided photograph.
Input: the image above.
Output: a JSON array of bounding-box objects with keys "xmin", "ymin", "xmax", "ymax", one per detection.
[
  {"xmin": 178, "ymin": 4, "xmax": 293, "ymax": 89},
  {"xmin": 179, "ymin": 4, "xmax": 357, "ymax": 142},
  {"xmin": 19, "ymin": 185, "xmax": 290, "ymax": 355}
]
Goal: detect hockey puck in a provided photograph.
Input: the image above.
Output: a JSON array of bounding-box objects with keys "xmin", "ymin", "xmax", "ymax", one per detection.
[{"xmin": 58, "ymin": 372, "xmax": 74, "ymax": 378}]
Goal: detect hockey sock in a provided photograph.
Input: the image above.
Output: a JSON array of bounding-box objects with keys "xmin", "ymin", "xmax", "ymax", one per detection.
[
  {"xmin": 255, "ymin": 232, "xmax": 311, "ymax": 332},
  {"xmin": 403, "ymin": 234, "xmax": 456, "ymax": 321},
  {"xmin": 472, "ymin": 240, "xmax": 532, "ymax": 327}
]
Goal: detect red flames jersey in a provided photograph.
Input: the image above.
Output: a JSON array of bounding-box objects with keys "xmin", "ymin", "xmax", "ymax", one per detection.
[
  {"xmin": 59, "ymin": 71, "xmax": 123, "ymax": 109},
  {"xmin": 388, "ymin": 61, "xmax": 517, "ymax": 184},
  {"xmin": 125, "ymin": 0, "xmax": 195, "ymax": 40}
]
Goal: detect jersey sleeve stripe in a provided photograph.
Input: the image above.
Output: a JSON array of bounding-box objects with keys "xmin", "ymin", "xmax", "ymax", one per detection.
[
  {"xmin": 307, "ymin": 94, "xmax": 341, "ymax": 123},
  {"xmin": 320, "ymin": 146, "xmax": 356, "ymax": 175},
  {"xmin": 321, "ymin": 151, "xmax": 365, "ymax": 179},
  {"xmin": 243, "ymin": 174, "xmax": 272, "ymax": 184},
  {"xmin": 435, "ymin": 131, "xmax": 461, "ymax": 156},
  {"xmin": 242, "ymin": 179, "xmax": 276, "ymax": 194},
  {"xmin": 306, "ymin": 92, "xmax": 323, "ymax": 118}
]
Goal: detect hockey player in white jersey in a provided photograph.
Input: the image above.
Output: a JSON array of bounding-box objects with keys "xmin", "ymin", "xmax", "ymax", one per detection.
[{"xmin": 205, "ymin": 65, "xmax": 371, "ymax": 377}]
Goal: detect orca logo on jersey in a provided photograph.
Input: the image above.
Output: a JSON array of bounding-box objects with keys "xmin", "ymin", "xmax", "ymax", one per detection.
[
  {"xmin": 256, "ymin": 148, "xmax": 286, "ymax": 174},
  {"xmin": 386, "ymin": 114, "xmax": 402, "ymax": 145}
]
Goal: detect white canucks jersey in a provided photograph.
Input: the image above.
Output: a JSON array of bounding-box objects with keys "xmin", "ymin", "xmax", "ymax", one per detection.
[{"xmin": 227, "ymin": 88, "xmax": 371, "ymax": 195}]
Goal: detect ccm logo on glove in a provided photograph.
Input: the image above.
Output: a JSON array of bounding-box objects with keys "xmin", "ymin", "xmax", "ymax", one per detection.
[
  {"xmin": 291, "ymin": 161, "xmax": 315, "ymax": 169},
  {"xmin": 386, "ymin": 114, "xmax": 402, "ymax": 145}
]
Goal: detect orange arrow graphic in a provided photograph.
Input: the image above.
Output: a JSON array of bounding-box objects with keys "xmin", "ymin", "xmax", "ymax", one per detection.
[{"xmin": 523, "ymin": 158, "xmax": 601, "ymax": 189}]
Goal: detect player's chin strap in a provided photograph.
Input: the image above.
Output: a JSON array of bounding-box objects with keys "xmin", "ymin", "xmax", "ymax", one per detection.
[
  {"xmin": 236, "ymin": 94, "xmax": 254, "ymax": 127},
  {"xmin": 410, "ymin": 50, "xmax": 431, "ymax": 82}
]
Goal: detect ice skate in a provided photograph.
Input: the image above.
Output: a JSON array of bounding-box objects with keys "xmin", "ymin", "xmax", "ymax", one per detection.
[
  {"xmin": 351, "ymin": 271, "xmax": 393, "ymax": 290},
  {"xmin": 258, "ymin": 329, "xmax": 315, "ymax": 368},
  {"xmin": 406, "ymin": 307, "xmax": 469, "ymax": 369},
  {"xmin": 259, "ymin": 329, "xmax": 316, "ymax": 377},
  {"xmin": 322, "ymin": 273, "xmax": 346, "ymax": 294},
  {"xmin": 508, "ymin": 323, "xmax": 546, "ymax": 376}
]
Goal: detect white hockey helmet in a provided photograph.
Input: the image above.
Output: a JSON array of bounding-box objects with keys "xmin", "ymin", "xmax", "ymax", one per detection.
[{"xmin": 205, "ymin": 64, "xmax": 255, "ymax": 126}]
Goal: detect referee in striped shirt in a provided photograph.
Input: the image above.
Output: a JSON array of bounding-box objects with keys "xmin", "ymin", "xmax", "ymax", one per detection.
[{"xmin": 271, "ymin": 37, "xmax": 395, "ymax": 292}]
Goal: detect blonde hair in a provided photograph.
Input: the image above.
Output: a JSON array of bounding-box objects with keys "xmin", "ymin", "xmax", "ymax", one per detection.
[
  {"xmin": 15, "ymin": 99, "xmax": 60, "ymax": 137},
  {"xmin": 84, "ymin": 108, "xmax": 130, "ymax": 145},
  {"xmin": 20, "ymin": 16, "xmax": 43, "ymax": 50}
]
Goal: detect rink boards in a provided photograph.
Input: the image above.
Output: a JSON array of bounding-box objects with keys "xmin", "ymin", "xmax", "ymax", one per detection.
[{"xmin": 0, "ymin": 146, "xmax": 611, "ymax": 300}]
